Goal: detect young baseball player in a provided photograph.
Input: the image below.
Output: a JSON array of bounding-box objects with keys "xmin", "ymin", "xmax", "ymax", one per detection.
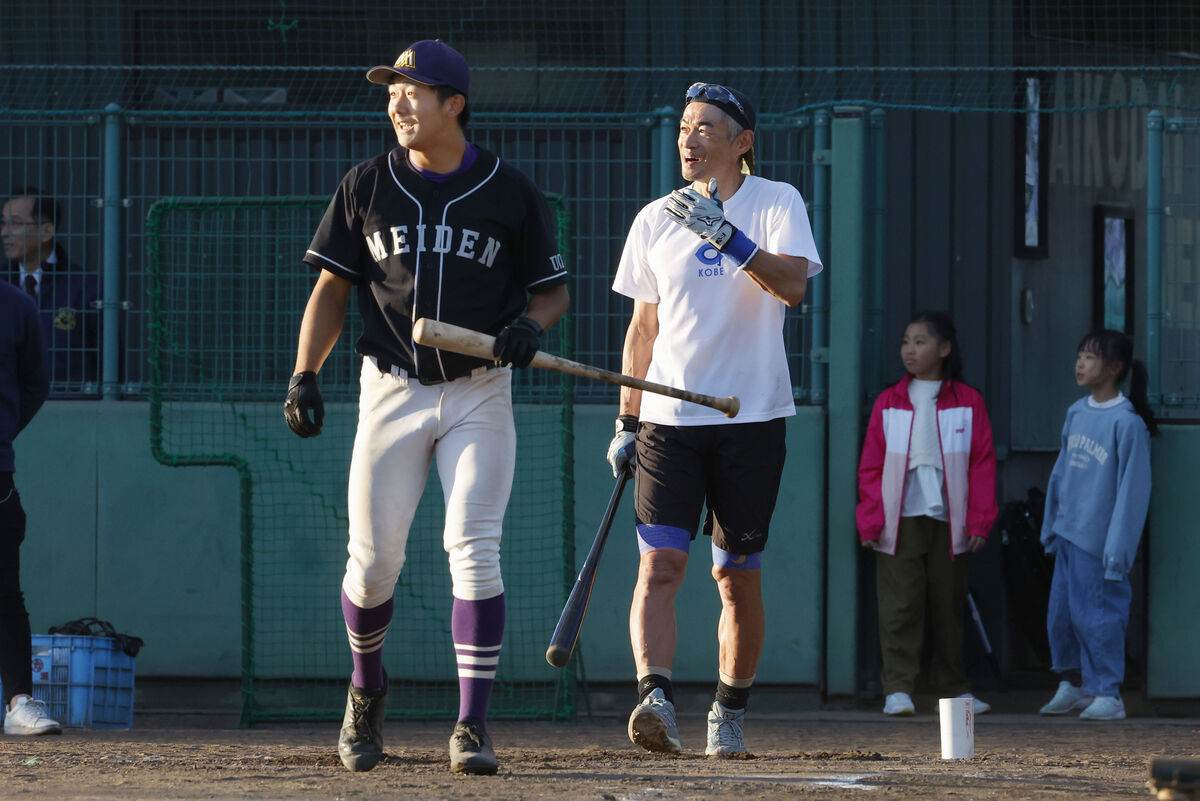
[
  {"xmin": 856, "ymin": 311, "xmax": 997, "ymax": 716},
  {"xmin": 284, "ymin": 39, "xmax": 569, "ymax": 775},
  {"xmin": 607, "ymin": 83, "xmax": 822, "ymax": 758},
  {"xmin": 1039, "ymin": 329, "xmax": 1155, "ymax": 721}
]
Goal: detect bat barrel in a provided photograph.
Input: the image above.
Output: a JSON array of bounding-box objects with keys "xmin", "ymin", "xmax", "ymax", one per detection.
[
  {"xmin": 544, "ymin": 467, "xmax": 631, "ymax": 668},
  {"xmin": 545, "ymin": 644, "xmax": 571, "ymax": 668}
]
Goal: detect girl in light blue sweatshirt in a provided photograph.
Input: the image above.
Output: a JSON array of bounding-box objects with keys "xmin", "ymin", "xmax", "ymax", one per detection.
[{"xmin": 1039, "ymin": 330, "xmax": 1156, "ymax": 721}]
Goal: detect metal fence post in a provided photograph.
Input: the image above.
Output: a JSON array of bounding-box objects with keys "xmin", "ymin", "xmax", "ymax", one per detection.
[
  {"xmin": 810, "ymin": 110, "xmax": 831, "ymax": 404},
  {"xmin": 1146, "ymin": 110, "xmax": 1163, "ymax": 410},
  {"xmin": 826, "ymin": 106, "xmax": 867, "ymax": 698},
  {"xmin": 868, "ymin": 108, "xmax": 887, "ymax": 398},
  {"xmin": 101, "ymin": 103, "xmax": 125, "ymax": 400},
  {"xmin": 653, "ymin": 106, "xmax": 678, "ymax": 199}
]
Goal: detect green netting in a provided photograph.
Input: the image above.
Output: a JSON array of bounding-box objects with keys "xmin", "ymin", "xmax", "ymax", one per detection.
[
  {"xmin": 3, "ymin": 1, "xmax": 1200, "ymax": 116},
  {"xmin": 5, "ymin": 1, "xmax": 1197, "ymax": 406},
  {"xmin": 146, "ymin": 196, "xmax": 577, "ymax": 723}
]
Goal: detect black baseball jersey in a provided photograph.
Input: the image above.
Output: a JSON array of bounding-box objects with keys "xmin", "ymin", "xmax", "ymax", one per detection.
[{"xmin": 304, "ymin": 146, "xmax": 567, "ymax": 381}]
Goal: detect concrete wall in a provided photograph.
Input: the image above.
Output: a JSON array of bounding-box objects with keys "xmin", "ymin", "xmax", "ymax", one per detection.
[
  {"xmin": 15, "ymin": 402, "xmax": 242, "ymax": 676},
  {"xmin": 14, "ymin": 402, "xmax": 826, "ymax": 686}
]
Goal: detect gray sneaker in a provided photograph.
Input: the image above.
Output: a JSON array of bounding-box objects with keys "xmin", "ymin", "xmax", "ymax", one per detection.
[
  {"xmin": 705, "ymin": 701, "xmax": 746, "ymax": 758},
  {"xmin": 1039, "ymin": 681, "xmax": 1093, "ymax": 716},
  {"xmin": 627, "ymin": 688, "xmax": 682, "ymax": 753},
  {"xmin": 449, "ymin": 718, "xmax": 498, "ymax": 774},
  {"xmin": 337, "ymin": 683, "xmax": 387, "ymax": 772}
]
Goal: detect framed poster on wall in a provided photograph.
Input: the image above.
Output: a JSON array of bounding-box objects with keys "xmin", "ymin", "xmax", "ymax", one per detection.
[
  {"xmin": 1014, "ymin": 76, "xmax": 1049, "ymax": 259},
  {"xmin": 1093, "ymin": 205, "xmax": 1135, "ymax": 335}
]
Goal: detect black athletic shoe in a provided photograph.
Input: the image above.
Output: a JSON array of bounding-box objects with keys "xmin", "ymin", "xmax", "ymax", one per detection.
[
  {"xmin": 337, "ymin": 683, "xmax": 387, "ymax": 772},
  {"xmin": 449, "ymin": 717, "xmax": 498, "ymax": 775}
]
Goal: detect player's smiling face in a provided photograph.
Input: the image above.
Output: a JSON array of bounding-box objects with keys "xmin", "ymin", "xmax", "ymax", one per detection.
[
  {"xmin": 678, "ymin": 102, "xmax": 739, "ymax": 182},
  {"xmin": 387, "ymin": 79, "xmax": 453, "ymax": 151}
]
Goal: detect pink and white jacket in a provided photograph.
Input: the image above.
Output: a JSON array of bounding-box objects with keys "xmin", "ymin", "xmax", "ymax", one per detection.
[{"xmin": 856, "ymin": 375, "xmax": 998, "ymax": 556}]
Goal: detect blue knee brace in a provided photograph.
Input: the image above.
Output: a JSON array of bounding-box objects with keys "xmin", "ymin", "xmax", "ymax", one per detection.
[
  {"xmin": 636, "ymin": 524, "xmax": 691, "ymax": 554},
  {"xmin": 712, "ymin": 542, "xmax": 761, "ymax": 570}
]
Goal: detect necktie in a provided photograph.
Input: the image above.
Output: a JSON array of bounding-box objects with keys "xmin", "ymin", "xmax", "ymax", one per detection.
[{"xmin": 23, "ymin": 274, "xmax": 38, "ymax": 300}]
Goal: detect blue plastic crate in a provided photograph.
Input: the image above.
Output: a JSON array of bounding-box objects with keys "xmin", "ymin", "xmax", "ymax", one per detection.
[{"xmin": 0, "ymin": 635, "xmax": 136, "ymax": 729}]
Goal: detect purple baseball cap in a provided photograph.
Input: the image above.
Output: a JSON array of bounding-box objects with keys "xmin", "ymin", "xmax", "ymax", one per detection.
[{"xmin": 366, "ymin": 39, "xmax": 470, "ymax": 96}]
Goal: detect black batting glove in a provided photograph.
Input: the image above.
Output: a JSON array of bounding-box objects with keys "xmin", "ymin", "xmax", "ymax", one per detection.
[
  {"xmin": 284, "ymin": 371, "xmax": 324, "ymax": 438},
  {"xmin": 492, "ymin": 316, "xmax": 543, "ymax": 368}
]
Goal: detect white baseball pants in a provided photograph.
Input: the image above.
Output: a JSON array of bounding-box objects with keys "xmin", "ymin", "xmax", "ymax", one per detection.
[{"xmin": 342, "ymin": 358, "xmax": 516, "ymax": 608}]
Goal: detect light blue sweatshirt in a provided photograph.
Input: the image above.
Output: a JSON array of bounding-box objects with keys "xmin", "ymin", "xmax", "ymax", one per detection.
[{"xmin": 1040, "ymin": 394, "xmax": 1152, "ymax": 580}]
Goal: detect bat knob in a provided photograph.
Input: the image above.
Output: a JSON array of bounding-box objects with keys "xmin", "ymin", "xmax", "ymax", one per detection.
[{"xmin": 723, "ymin": 396, "xmax": 740, "ymax": 418}]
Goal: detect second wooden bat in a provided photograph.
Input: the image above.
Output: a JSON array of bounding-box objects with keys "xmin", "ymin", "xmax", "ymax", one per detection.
[{"xmin": 545, "ymin": 464, "xmax": 631, "ymax": 668}]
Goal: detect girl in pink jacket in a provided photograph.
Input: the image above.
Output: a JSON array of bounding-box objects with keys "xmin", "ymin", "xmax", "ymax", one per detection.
[{"xmin": 856, "ymin": 311, "xmax": 998, "ymax": 717}]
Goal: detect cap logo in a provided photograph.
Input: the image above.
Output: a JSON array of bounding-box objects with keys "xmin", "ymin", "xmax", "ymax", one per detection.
[{"xmin": 395, "ymin": 48, "xmax": 416, "ymax": 69}]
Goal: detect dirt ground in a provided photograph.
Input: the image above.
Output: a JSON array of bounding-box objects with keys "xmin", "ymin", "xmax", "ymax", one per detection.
[{"xmin": 2, "ymin": 704, "xmax": 1198, "ymax": 801}]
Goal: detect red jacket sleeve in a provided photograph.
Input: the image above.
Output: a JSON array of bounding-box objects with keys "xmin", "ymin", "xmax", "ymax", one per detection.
[
  {"xmin": 965, "ymin": 393, "xmax": 999, "ymax": 539},
  {"xmin": 856, "ymin": 393, "xmax": 888, "ymax": 540}
]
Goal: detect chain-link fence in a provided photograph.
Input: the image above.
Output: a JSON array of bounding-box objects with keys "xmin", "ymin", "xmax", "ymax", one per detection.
[{"xmin": 6, "ymin": 0, "xmax": 1200, "ymax": 721}]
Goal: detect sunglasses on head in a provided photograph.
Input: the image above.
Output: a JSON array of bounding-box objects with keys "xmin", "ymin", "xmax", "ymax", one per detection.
[{"xmin": 685, "ymin": 82, "xmax": 748, "ymax": 120}]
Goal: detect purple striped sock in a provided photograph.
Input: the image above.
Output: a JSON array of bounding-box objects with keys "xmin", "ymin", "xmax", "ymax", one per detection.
[
  {"xmin": 341, "ymin": 589, "xmax": 393, "ymax": 691},
  {"xmin": 452, "ymin": 593, "xmax": 505, "ymax": 726}
]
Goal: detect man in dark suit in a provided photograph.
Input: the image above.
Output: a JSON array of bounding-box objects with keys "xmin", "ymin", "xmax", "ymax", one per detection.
[{"xmin": 1, "ymin": 188, "xmax": 100, "ymax": 392}]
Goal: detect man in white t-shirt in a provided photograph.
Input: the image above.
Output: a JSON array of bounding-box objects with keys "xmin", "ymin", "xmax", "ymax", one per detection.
[{"xmin": 606, "ymin": 82, "xmax": 823, "ymax": 758}]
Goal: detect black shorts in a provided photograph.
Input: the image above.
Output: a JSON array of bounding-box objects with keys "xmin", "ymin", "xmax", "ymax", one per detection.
[{"xmin": 634, "ymin": 418, "xmax": 787, "ymax": 555}]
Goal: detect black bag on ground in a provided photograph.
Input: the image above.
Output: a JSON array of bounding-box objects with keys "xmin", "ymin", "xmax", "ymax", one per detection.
[
  {"xmin": 48, "ymin": 617, "xmax": 144, "ymax": 658},
  {"xmin": 999, "ymin": 488, "xmax": 1053, "ymax": 666}
]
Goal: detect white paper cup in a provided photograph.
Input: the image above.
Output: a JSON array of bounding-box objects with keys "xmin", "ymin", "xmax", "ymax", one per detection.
[{"xmin": 939, "ymin": 697, "xmax": 974, "ymax": 759}]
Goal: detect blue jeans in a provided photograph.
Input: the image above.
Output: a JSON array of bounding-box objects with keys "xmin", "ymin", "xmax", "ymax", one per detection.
[{"xmin": 1046, "ymin": 537, "xmax": 1131, "ymax": 698}]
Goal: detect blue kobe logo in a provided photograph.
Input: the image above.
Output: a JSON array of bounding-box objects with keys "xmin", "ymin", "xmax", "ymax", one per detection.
[{"xmin": 695, "ymin": 243, "xmax": 726, "ymax": 277}]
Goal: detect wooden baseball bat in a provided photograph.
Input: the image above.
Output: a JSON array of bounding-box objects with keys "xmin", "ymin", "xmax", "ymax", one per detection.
[
  {"xmin": 545, "ymin": 465, "xmax": 631, "ymax": 668},
  {"xmin": 412, "ymin": 318, "xmax": 740, "ymax": 418}
]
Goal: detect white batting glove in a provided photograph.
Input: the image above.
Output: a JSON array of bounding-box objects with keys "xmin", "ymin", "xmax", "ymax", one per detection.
[
  {"xmin": 606, "ymin": 432, "xmax": 636, "ymax": 477},
  {"xmin": 606, "ymin": 415, "xmax": 638, "ymax": 477},
  {"xmin": 663, "ymin": 178, "xmax": 760, "ymax": 268}
]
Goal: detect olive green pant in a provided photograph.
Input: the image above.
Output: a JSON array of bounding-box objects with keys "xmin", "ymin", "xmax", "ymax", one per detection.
[{"xmin": 875, "ymin": 515, "xmax": 971, "ymax": 697}]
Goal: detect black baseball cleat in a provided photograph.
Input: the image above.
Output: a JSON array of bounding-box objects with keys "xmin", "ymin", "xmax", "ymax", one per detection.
[
  {"xmin": 449, "ymin": 717, "xmax": 498, "ymax": 775},
  {"xmin": 337, "ymin": 682, "xmax": 387, "ymax": 772}
]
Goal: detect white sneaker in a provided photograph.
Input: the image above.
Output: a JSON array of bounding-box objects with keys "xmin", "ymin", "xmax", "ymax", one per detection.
[
  {"xmin": 3, "ymin": 696, "xmax": 62, "ymax": 736},
  {"xmin": 627, "ymin": 688, "xmax": 682, "ymax": 753},
  {"xmin": 957, "ymin": 692, "xmax": 991, "ymax": 715},
  {"xmin": 1079, "ymin": 695, "xmax": 1125, "ymax": 721},
  {"xmin": 1039, "ymin": 681, "xmax": 1094, "ymax": 716},
  {"xmin": 883, "ymin": 692, "xmax": 915, "ymax": 716},
  {"xmin": 705, "ymin": 701, "xmax": 746, "ymax": 758}
]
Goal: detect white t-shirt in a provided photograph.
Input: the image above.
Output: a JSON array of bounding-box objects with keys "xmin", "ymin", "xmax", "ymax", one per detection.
[
  {"xmin": 902, "ymin": 378, "xmax": 947, "ymax": 520},
  {"xmin": 612, "ymin": 175, "xmax": 823, "ymax": 425},
  {"xmin": 1088, "ymin": 391, "xmax": 1126, "ymax": 409}
]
